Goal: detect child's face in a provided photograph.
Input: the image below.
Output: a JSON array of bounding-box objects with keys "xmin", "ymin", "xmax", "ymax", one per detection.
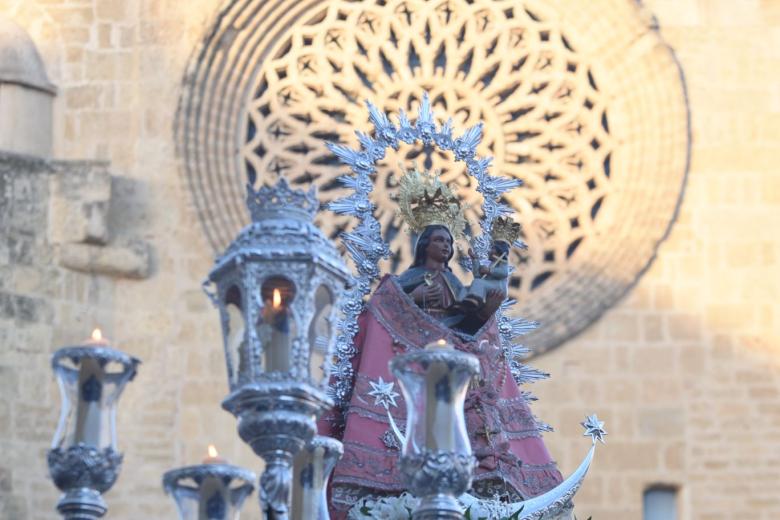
[{"xmin": 490, "ymin": 245, "xmax": 501, "ymax": 258}]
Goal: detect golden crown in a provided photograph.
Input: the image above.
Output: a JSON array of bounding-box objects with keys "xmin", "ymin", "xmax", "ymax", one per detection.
[
  {"xmin": 491, "ymin": 216, "xmax": 523, "ymax": 245},
  {"xmin": 395, "ymin": 168, "xmax": 466, "ymax": 239}
]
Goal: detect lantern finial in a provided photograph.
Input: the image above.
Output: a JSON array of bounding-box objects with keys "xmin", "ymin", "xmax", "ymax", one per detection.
[{"xmin": 245, "ymin": 178, "xmax": 319, "ymax": 221}]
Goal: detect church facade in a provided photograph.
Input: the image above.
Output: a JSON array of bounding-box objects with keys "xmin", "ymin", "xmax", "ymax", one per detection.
[{"xmin": 1, "ymin": 0, "xmax": 779, "ymax": 518}]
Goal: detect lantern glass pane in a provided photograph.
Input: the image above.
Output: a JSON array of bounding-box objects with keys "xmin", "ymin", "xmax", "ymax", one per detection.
[
  {"xmin": 52, "ymin": 356, "xmax": 132, "ymax": 450},
  {"xmin": 258, "ymin": 277, "xmax": 296, "ymax": 373},
  {"xmin": 223, "ymin": 285, "xmax": 244, "ymax": 386},
  {"xmin": 308, "ymin": 285, "xmax": 333, "ymax": 385}
]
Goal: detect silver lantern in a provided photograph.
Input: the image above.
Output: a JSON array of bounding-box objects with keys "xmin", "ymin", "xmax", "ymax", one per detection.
[
  {"xmin": 205, "ymin": 178, "xmax": 350, "ymax": 519},
  {"xmin": 390, "ymin": 340, "xmax": 480, "ymax": 520},
  {"xmin": 47, "ymin": 329, "xmax": 140, "ymax": 519},
  {"xmin": 162, "ymin": 446, "xmax": 256, "ymax": 520}
]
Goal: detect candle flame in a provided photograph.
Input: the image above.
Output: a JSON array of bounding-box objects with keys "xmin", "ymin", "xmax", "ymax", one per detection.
[
  {"xmin": 91, "ymin": 328, "xmax": 103, "ymax": 342},
  {"xmin": 426, "ymin": 338, "xmax": 452, "ymax": 350},
  {"xmin": 272, "ymin": 288, "xmax": 282, "ymax": 309},
  {"xmin": 207, "ymin": 444, "xmax": 218, "ymax": 458}
]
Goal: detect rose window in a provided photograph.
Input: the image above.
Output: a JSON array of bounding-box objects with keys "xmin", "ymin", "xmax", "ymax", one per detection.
[{"xmin": 177, "ymin": 0, "xmax": 689, "ymax": 353}]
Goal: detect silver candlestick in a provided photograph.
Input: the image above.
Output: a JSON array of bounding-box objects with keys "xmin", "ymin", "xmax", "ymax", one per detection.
[
  {"xmin": 47, "ymin": 330, "xmax": 139, "ymax": 519},
  {"xmin": 205, "ymin": 179, "xmax": 350, "ymax": 519},
  {"xmin": 390, "ymin": 340, "xmax": 480, "ymax": 520}
]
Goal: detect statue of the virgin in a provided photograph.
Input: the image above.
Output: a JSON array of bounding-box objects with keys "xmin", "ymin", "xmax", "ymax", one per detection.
[{"xmin": 318, "ymin": 168, "xmax": 565, "ymax": 518}]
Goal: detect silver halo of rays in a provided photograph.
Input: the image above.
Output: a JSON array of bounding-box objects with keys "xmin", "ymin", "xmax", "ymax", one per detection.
[{"xmin": 326, "ymin": 93, "xmax": 549, "ymax": 428}]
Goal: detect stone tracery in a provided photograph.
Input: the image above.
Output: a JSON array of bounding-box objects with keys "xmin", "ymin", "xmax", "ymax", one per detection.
[{"xmin": 244, "ymin": 0, "xmax": 612, "ymax": 289}]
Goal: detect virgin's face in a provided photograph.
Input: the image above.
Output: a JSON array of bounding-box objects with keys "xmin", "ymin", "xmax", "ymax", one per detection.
[{"xmin": 425, "ymin": 228, "xmax": 452, "ymax": 263}]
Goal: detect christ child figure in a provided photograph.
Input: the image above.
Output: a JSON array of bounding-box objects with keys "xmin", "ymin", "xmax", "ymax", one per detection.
[{"xmin": 460, "ymin": 240, "xmax": 510, "ymax": 311}]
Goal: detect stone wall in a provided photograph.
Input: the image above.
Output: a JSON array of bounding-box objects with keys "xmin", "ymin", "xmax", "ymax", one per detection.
[
  {"xmin": 0, "ymin": 149, "xmax": 256, "ymax": 519},
  {"xmin": 533, "ymin": 1, "xmax": 780, "ymax": 518},
  {"xmin": 0, "ymin": 1, "xmax": 263, "ymax": 517},
  {"xmin": 0, "ymin": 0, "xmax": 779, "ymax": 519}
]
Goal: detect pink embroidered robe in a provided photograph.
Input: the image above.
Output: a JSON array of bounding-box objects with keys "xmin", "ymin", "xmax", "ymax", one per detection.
[{"xmin": 318, "ymin": 275, "xmax": 563, "ymax": 517}]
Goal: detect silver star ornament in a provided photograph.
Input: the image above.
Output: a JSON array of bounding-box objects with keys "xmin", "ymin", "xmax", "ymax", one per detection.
[
  {"xmin": 367, "ymin": 376, "xmax": 400, "ymax": 409},
  {"xmin": 581, "ymin": 414, "xmax": 607, "ymax": 444}
]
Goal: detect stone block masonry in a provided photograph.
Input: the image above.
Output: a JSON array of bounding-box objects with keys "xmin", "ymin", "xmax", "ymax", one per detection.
[{"xmin": 1, "ymin": 0, "xmax": 780, "ymax": 519}]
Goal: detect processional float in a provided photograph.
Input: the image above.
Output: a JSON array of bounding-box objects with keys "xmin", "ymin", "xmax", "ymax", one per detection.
[{"xmin": 45, "ymin": 93, "xmax": 605, "ymax": 520}]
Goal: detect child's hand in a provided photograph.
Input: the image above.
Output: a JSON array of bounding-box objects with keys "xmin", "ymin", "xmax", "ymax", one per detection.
[{"xmin": 479, "ymin": 266, "xmax": 490, "ymax": 276}]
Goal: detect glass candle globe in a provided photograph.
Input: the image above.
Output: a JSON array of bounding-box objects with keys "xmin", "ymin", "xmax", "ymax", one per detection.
[
  {"xmin": 50, "ymin": 335, "xmax": 139, "ymax": 453},
  {"xmin": 390, "ymin": 340, "xmax": 480, "ymax": 519},
  {"xmin": 163, "ymin": 453, "xmax": 256, "ymax": 520},
  {"xmin": 390, "ymin": 341, "xmax": 479, "ymax": 457},
  {"xmin": 47, "ymin": 333, "xmax": 140, "ymax": 519},
  {"xmin": 291, "ymin": 436, "xmax": 343, "ymax": 520}
]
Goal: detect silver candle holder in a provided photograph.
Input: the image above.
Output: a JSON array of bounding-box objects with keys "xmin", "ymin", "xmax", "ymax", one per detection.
[
  {"xmin": 205, "ymin": 179, "xmax": 351, "ymax": 519},
  {"xmin": 390, "ymin": 340, "xmax": 480, "ymax": 520},
  {"xmin": 47, "ymin": 330, "xmax": 139, "ymax": 519},
  {"xmin": 163, "ymin": 446, "xmax": 256, "ymax": 520}
]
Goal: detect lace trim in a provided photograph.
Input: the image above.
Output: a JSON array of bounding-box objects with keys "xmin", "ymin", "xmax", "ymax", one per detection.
[{"xmin": 504, "ymin": 430, "xmax": 543, "ymax": 440}]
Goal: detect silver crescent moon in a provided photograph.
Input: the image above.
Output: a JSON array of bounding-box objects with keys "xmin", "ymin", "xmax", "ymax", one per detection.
[{"xmin": 516, "ymin": 442, "xmax": 596, "ymax": 519}]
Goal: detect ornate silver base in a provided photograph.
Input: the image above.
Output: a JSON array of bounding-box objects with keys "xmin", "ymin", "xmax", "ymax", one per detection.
[
  {"xmin": 47, "ymin": 444, "xmax": 122, "ymax": 520},
  {"xmin": 223, "ymin": 382, "xmax": 332, "ymax": 520},
  {"xmin": 413, "ymin": 494, "xmax": 464, "ymax": 520},
  {"xmin": 399, "ymin": 451, "xmax": 476, "ymax": 497},
  {"xmin": 399, "ymin": 451, "xmax": 476, "ymax": 520},
  {"xmin": 47, "ymin": 445, "xmax": 122, "ymax": 493},
  {"xmin": 55, "ymin": 488, "xmax": 107, "ymax": 520}
]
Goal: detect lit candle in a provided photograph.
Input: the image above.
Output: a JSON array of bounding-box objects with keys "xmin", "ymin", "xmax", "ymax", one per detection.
[
  {"xmin": 424, "ymin": 340, "xmax": 456, "ymax": 451},
  {"xmin": 426, "ymin": 338, "xmax": 450, "ymax": 349},
  {"xmin": 197, "ymin": 445, "xmax": 228, "ymax": 519},
  {"xmin": 86, "ymin": 328, "xmax": 109, "ymax": 345},
  {"xmin": 261, "ymin": 287, "xmax": 292, "ymax": 372},
  {"xmin": 425, "ymin": 363, "xmax": 456, "ymax": 451},
  {"xmin": 197, "ymin": 475, "xmax": 226, "ymax": 519},
  {"xmin": 203, "ymin": 444, "xmax": 226, "ymax": 464},
  {"xmin": 74, "ymin": 329, "xmax": 109, "ymax": 446}
]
